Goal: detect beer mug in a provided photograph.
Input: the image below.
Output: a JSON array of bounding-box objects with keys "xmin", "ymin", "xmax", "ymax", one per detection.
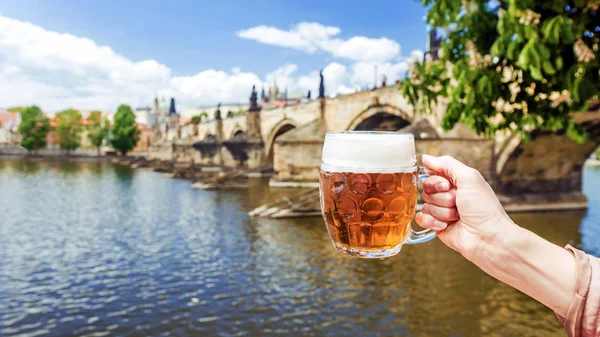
[{"xmin": 319, "ymin": 131, "xmax": 436, "ymax": 258}]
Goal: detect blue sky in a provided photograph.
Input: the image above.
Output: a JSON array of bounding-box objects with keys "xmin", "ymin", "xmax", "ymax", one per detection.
[{"xmin": 0, "ymin": 0, "xmax": 428, "ymax": 113}]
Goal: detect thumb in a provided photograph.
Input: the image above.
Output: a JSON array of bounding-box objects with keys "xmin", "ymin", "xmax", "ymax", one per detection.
[{"xmin": 422, "ymin": 154, "xmax": 477, "ymax": 187}]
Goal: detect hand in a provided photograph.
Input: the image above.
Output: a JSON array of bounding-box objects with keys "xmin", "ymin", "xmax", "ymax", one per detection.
[{"xmin": 416, "ymin": 155, "xmax": 516, "ymax": 261}]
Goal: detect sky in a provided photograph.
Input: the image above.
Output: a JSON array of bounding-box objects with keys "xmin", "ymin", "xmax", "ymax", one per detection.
[{"xmin": 0, "ymin": 0, "xmax": 429, "ymax": 114}]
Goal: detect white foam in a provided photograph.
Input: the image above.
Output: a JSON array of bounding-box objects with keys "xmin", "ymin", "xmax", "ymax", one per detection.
[{"xmin": 321, "ymin": 132, "xmax": 416, "ymax": 173}]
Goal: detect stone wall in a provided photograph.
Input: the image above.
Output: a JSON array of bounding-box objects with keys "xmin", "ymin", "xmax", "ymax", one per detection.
[
  {"xmin": 324, "ymin": 86, "xmax": 414, "ymax": 131},
  {"xmin": 270, "ymin": 137, "xmax": 496, "ymax": 185},
  {"xmin": 498, "ymin": 132, "xmax": 599, "ymax": 194},
  {"xmin": 416, "ymin": 139, "xmax": 496, "ymax": 185},
  {"xmin": 147, "ymin": 143, "xmax": 173, "ymax": 161},
  {"xmin": 272, "ymin": 141, "xmax": 323, "ymax": 182}
]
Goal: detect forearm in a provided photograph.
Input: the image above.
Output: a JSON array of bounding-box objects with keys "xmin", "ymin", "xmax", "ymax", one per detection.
[{"xmin": 471, "ymin": 220, "xmax": 577, "ymax": 317}]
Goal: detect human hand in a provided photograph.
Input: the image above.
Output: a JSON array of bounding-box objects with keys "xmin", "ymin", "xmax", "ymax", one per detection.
[{"xmin": 415, "ymin": 155, "xmax": 516, "ymax": 261}]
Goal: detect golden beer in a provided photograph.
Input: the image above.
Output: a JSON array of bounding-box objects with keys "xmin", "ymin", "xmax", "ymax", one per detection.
[{"xmin": 319, "ymin": 132, "xmax": 435, "ymax": 258}]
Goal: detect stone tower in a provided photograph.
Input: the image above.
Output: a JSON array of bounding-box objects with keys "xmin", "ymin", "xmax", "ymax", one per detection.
[
  {"xmin": 426, "ymin": 27, "xmax": 442, "ymax": 61},
  {"xmin": 167, "ymin": 97, "xmax": 180, "ymax": 134}
]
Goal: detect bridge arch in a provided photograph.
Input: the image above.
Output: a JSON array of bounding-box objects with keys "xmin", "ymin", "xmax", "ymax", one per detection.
[
  {"xmin": 496, "ymin": 121, "xmax": 600, "ymax": 194},
  {"xmin": 346, "ymin": 104, "xmax": 412, "ymax": 131},
  {"xmin": 229, "ymin": 128, "xmax": 245, "ymax": 140},
  {"xmin": 265, "ymin": 118, "xmax": 298, "ymax": 166}
]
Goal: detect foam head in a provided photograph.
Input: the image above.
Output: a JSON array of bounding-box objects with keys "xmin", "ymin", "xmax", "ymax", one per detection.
[{"xmin": 321, "ymin": 131, "xmax": 416, "ymax": 173}]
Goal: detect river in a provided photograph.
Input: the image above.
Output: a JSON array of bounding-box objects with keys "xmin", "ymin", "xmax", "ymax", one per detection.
[{"xmin": 0, "ymin": 158, "xmax": 599, "ymax": 337}]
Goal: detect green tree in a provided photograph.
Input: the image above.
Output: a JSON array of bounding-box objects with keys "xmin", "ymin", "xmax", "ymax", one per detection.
[
  {"xmin": 18, "ymin": 106, "xmax": 49, "ymax": 152},
  {"xmin": 55, "ymin": 108, "xmax": 82, "ymax": 153},
  {"xmin": 110, "ymin": 104, "xmax": 140, "ymax": 155},
  {"xmin": 190, "ymin": 111, "xmax": 208, "ymax": 124},
  {"xmin": 8, "ymin": 106, "xmax": 26, "ymax": 113},
  {"xmin": 87, "ymin": 111, "xmax": 109, "ymax": 155},
  {"xmin": 400, "ymin": 0, "xmax": 600, "ymax": 142}
]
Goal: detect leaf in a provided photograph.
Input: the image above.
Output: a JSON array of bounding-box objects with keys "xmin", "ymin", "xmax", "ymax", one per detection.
[
  {"xmin": 490, "ymin": 39, "xmax": 503, "ymax": 57},
  {"xmin": 542, "ymin": 60, "xmax": 556, "ymax": 75},
  {"xmin": 507, "ymin": 40, "xmax": 519, "ymax": 60},
  {"xmin": 555, "ymin": 56, "xmax": 563, "ymax": 70},
  {"xmin": 530, "ymin": 66, "xmax": 543, "ymax": 81},
  {"xmin": 517, "ymin": 44, "xmax": 530, "ymax": 68}
]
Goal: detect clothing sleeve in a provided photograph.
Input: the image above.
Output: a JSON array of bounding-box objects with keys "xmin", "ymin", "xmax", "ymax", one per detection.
[{"xmin": 554, "ymin": 245, "xmax": 600, "ymax": 337}]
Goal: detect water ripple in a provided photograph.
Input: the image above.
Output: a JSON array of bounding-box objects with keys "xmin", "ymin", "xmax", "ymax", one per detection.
[{"xmin": 0, "ymin": 158, "xmax": 596, "ymax": 336}]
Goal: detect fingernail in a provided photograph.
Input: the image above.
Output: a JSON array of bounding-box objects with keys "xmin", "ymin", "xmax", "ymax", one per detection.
[
  {"xmin": 433, "ymin": 220, "xmax": 446, "ymax": 230},
  {"xmin": 435, "ymin": 182, "xmax": 450, "ymax": 191}
]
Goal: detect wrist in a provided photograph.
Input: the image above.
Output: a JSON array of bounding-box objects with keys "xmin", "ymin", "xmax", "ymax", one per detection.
[{"xmin": 466, "ymin": 215, "xmax": 520, "ymax": 265}]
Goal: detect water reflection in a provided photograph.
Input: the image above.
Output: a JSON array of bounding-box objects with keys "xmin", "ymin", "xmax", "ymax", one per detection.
[{"xmin": 0, "ymin": 158, "xmax": 597, "ymax": 337}]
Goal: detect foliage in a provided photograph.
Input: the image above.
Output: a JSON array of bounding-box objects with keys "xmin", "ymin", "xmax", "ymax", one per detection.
[
  {"xmin": 8, "ymin": 106, "xmax": 26, "ymax": 113},
  {"xmin": 55, "ymin": 109, "xmax": 82, "ymax": 152},
  {"xmin": 18, "ymin": 106, "xmax": 49, "ymax": 152},
  {"xmin": 87, "ymin": 110, "xmax": 103, "ymax": 124},
  {"xmin": 110, "ymin": 104, "xmax": 140, "ymax": 155},
  {"xmin": 400, "ymin": 0, "xmax": 600, "ymax": 142},
  {"xmin": 87, "ymin": 111, "xmax": 109, "ymax": 154},
  {"xmin": 191, "ymin": 112, "xmax": 208, "ymax": 124}
]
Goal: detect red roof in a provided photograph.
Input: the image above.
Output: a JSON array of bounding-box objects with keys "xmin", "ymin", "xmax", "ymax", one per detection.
[{"xmin": 0, "ymin": 112, "xmax": 19, "ymax": 124}]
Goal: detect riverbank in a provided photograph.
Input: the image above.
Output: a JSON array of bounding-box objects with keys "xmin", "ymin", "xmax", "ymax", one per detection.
[{"xmin": 1, "ymin": 154, "xmax": 591, "ymax": 217}]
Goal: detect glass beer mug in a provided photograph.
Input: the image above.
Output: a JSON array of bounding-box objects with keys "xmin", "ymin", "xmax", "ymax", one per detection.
[{"xmin": 319, "ymin": 131, "xmax": 436, "ymax": 258}]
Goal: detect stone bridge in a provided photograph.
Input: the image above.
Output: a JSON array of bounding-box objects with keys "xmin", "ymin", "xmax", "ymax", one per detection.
[{"xmin": 148, "ymin": 85, "xmax": 600, "ymax": 201}]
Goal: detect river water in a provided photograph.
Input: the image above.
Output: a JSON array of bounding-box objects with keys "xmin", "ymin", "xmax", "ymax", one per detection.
[{"xmin": 0, "ymin": 158, "xmax": 599, "ymax": 337}]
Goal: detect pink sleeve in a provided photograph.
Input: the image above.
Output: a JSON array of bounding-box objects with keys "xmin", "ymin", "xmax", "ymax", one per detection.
[{"xmin": 555, "ymin": 245, "xmax": 600, "ymax": 337}]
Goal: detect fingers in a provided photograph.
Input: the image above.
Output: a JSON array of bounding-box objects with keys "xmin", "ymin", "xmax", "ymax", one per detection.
[
  {"xmin": 423, "ymin": 175, "xmax": 452, "ymax": 194},
  {"xmin": 416, "ymin": 212, "xmax": 448, "ymax": 231},
  {"xmin": 422, "ymin": 203, "xmax": 459, "ymax": 222},
  {"xmin": 422, "ymin": 188, "xmax": 456, "ymax": 208},
  {"xmin": 422, "ymin": 154, "xmax": 481, "ymax": 186}
]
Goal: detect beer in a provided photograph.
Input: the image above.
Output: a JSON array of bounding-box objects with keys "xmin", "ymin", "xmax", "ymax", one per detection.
[
  {"xmin": 320, "ymin": 171, "xmax": 418, "ymax": 253},
  {"xmin": 319, "ymin": 131, "xmax": 435, "ymax": 258}
]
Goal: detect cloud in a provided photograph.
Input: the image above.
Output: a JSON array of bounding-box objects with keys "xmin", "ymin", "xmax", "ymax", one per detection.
[
  {"xmin": 236, "ymin": 22, "xmax": 340, "ymax": 53},
  {"xmin": 237, "ymin": 22, "xmax": 401, "ymax": 62},
  {"xmin": 0, "ymin": 15, "xmax": 171, "ymax": 111},
  {"xmin": 0, "ymin": 15, "xmax": 421, "ymax": 114},
  {"xmin": 350, "ymin": 61, "xmax": 410, "ymax": 87},
  {"xmin": 166, "ymin": 69, "xmax": 263, "ymax": 108}
]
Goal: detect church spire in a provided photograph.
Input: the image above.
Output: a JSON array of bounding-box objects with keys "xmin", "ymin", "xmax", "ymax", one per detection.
[{"xmin": 168, "ymin": 98, "xmax": 177, "ymax": 115}]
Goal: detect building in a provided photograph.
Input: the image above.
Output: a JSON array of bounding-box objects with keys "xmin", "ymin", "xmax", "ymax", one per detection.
[
  {"xmin": 260, "ymin": 83, "xmax": 302, "ymax": 109},
  {"xmin": 0, "ymin": 109, "xmax": 21, "ymax": 145}
]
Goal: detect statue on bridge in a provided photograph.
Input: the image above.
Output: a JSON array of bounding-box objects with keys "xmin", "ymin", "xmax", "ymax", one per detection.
[
  {"xmin": 215, "ymin": 103, "xmax": 222, "ymax": 120},
  {"xmin": 318, "ymin": 70, "xmax": 325, "ymax": 98},
  {"xmin": 249, "ymin": 85, "xmax": 259, "ymax": 111}
]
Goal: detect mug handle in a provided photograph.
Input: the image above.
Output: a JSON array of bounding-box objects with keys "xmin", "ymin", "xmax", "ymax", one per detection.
[{"xmin": 406, "ymin": 167, "xmax": 437, "ymax": 244}]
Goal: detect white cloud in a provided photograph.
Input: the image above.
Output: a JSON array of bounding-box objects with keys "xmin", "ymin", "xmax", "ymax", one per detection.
[
  {"xmin": 265, "ymin": 64, "xmax": 299, "ymax": 94},
  {"xmin": 321, "ymin": 36, "xmax": 400, "ymax": 62},
  {"xmin": 0, "ymin": 15, "xmax": 170, "ymax": 111},
  {"xmin": 166, "ymin": 69, "xmax": 263, "ymax": 108},
  {"xmin": 236, "ymin": 22, "xmax": 340, "ymax": 53},
  {"xmin": 350, "ymin": 61, "xmax": 410, "ymax": 88},
  {"xmin": 237, "ymin": 22, "xmax": 401, "ymax": 62},
  {"xmin": 0, "ymin": 15, "xmax": 422, "ymax": 114}
]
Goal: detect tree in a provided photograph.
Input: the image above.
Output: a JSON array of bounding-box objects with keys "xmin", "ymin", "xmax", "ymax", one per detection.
[
  {"xmin": 190, "ymin": 112, "xmax": 208, "ymax": 125},
  {"xmin": 18, "ymin": 106, "xmax": 49, "ymax": 152},
  {"xmin": 8, "ymin": 106, "xmax": 26, "ymax": 113},
  {"xmin": 55, "ymin": 108, "xmax": 82, "ymax": 153},
  {"xmin": 87, "ymin": 111, "xmax": 109, "ymax": 155},
  {"xmin": 190, "ymin": 112, "xmax": 208, "ymax": 136},
  {"xmin": 110, "ymin": 104, "xmax": 140, "ymax": 155},
  {"xmin": 400, "ymin": 1, "xmax": 600, "ymax": 142}
]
